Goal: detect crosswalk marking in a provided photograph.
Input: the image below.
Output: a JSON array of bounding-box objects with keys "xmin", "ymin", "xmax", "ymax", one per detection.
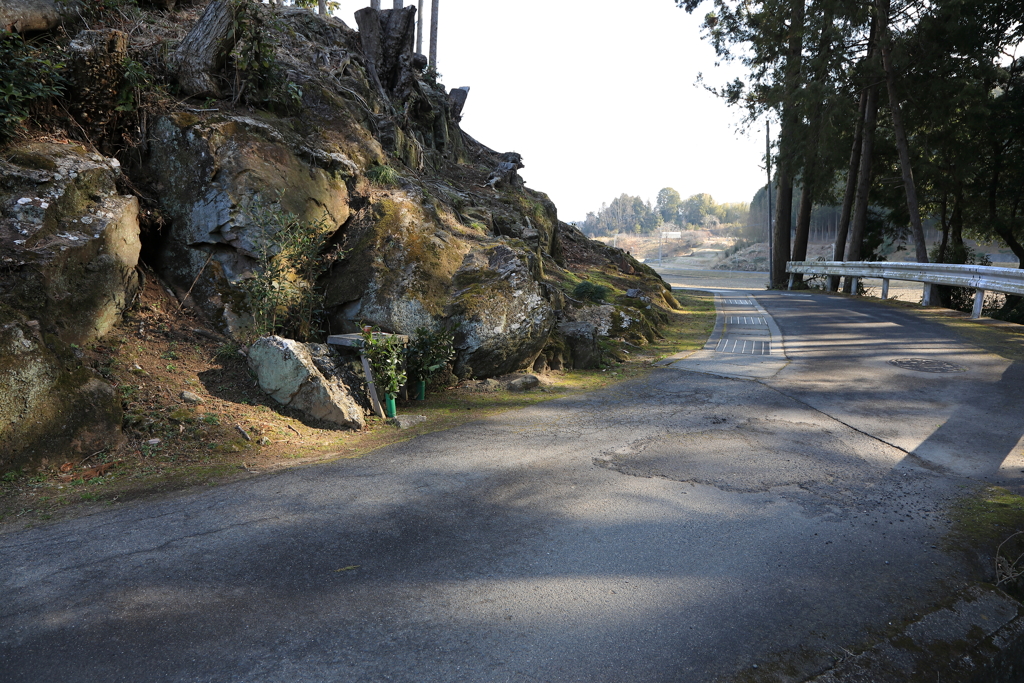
[
  {"xmin": 727, "ymin": 316, "xmax": 766, "ymax": 325},
  {"xmin": 716, "ymin": 338, "xmax": 771, "ymax": 355}
]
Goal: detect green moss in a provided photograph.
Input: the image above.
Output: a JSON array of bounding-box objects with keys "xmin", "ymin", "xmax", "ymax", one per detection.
[{"xmin": 948, "ymin": 486, "xmax": 1024, "ymax": 548}]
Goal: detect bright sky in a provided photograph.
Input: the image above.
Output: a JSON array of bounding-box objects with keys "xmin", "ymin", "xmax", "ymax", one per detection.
[{"xmin": 330, "ymin": 0, "xmax": 767, "ymax": 222}]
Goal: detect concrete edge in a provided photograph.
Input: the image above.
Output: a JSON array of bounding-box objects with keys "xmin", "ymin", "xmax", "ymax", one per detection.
[{"xmin": 802, "ymin": 584, "xmax": 1024, "ymax": 683}]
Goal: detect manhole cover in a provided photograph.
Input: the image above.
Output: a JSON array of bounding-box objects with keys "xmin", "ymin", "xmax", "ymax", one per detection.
[{"xmin": 888, "ymin": 358, "xmax": 967, "ymax": 373}]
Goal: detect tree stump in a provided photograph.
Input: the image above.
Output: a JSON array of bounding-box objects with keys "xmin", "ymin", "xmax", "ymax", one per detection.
[{"xmin": 169, "ymin": 0, "xmax": 238, "ymax": 98}]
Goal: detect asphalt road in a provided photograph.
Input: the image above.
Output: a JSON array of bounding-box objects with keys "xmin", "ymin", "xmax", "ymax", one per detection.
[{"xmin": 3, "ymin": 286, "xmax": 1023, "ymax": 682}]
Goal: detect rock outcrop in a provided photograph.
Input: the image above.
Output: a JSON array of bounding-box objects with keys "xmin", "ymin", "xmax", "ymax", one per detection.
[
  {"xmin": 247, "ymin": 335, "xmax": 365, "ymax": 430},
  {"xmin": 1, "ymin": 142, "xmax": 141, "ymax": 343},
  {"xmin": 0, "ymin": 142, "xmax": 139, "ymax": 471}
]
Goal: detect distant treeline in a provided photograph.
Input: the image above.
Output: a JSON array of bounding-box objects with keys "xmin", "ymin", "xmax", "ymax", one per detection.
[{"xmin": 579, "ymin": 188, "xmax": 750, "ymax": 237}]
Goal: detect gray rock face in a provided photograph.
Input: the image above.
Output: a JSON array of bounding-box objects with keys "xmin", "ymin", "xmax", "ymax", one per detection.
[
  {"xmin": 1, "ymin": 142, "xmax": 141, "ymax": 344},
  {"xmin": 0, "ymin": 0, "xmax": 60, "ymax": 33},
  {"xmin": 144, "ymin": 114, "xmax": 352, "ymax": 334},
  {"xmin": 557, "ymin": 321, "xmax": 602, "ymax": 370},
  {"xmin": 247, "ymin": 336, "xmax": 365, "ymax": 430},
  {"xmin": 449, "ymin": 244, "xmax": 556, "ymax": 378}
]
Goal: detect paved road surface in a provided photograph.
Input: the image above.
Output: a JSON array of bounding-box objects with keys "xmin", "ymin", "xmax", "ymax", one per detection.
[{"xmin": 3, "ymin": 285, "xmax": 1023, "ymax": 682}]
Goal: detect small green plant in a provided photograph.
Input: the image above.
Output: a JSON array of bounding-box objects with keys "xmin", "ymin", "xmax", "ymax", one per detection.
[
  {"xmin": 573, "ymin": 281, "xmax": 612, "ymax": 303},
  {"xmin": 366, "ymin": 164, "xmax": 400, "ymax": 187},
  {"xmin": 116, "ymin": 57, "xmax": 151, "ymax": 112},
  {"xmin": 202, "ymin": 413, "xmax": 220, "ymax": 426},
  {"xmin": 405, "ymin": 325, "xmax": 457, "ymax": 385},
  {"xmin": 361, "ymin": 326, "xmax": 407, "ymax": 397},
  {"xmin": 216, "ymin": 341, "xmax": 240, "ymax": 360},
  {"xmin": 238, "ymin": 195, "xmax": 342, "ymax": 343}
]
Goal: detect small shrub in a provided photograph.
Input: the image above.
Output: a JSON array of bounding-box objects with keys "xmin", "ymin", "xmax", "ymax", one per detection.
[
  {"xmin": 574, "ymin": 281, "xmax": 611, "ymax": 303},
  {"xmin": 406, "ymin": 325, "xmax": 457, "ymax": 386},
  {"xmin": 361, "ymin": 326, "xmax": 407, "ymax": 397},
  {"xmin": 238, "ymin": 195, "xmax": 341, "ymax": 344}
]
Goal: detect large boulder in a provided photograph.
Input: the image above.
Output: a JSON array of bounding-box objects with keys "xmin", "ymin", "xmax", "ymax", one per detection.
[
  {"xmin": 447, "ymin": 243, "xmax": 556, "ymax": 378},
  {"xmin": 556, "ymin": 321, "xmax": 602, "ymax": 370},
  {"xmin": 0, "ymin": 142, "xmax": 137, "ymax": 473},
  {"xmin": 0, "ymin": 141, "xmax": 141, "ymax": 344},
  {"xmin": 323, "ymin": 193, "xmax": 469, "ymax": 335},
  {"xmin": 144, "ymin": 113, "xmax": 358, "ymax": 334},
  {"xmin": 247, "ymin": 336, "xmax": 365, "ymax": 430},
  {"xmin": 0, "ymin": 321, "xmax": 123, "ymax": 473}
]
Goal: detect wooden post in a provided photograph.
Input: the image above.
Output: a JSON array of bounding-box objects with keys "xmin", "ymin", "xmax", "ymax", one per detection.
[
  {"xmin": 360, "ymin": 354, "xmax": 385, "ymax": 418},
  {"xmin": 881, "ymin": 278, "xmax": 889, "ymax": 300},
  {"xmin": 922, "ymin": 282, "xmax": 933, "ymax": 306},
  {"xmin": 787, "ymin": 273, "xmax": 796, "ymax": 290},
  {"xmin": 429, "ymin": 0, "xmax": 439, "ymax": 68},
  {"xmin": 851, "ymin": 277, "xmax": 859, "ymax": 295},
  {"xmin": 972, "ymin": 289, "xmax": 985, "ymax": 318}
]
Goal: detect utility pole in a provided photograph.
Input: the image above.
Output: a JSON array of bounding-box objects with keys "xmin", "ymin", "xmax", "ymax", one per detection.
[
  {"xmin": 767, "ymin": 121, "xmax": 773, "ymax": 282},
  {"xmin": 417, "ymin": 0, "xmax": 424, "ymax": 53},
  {"xmin": 429, "ymin": 0, "xmax": 439, "ymax": 69}
]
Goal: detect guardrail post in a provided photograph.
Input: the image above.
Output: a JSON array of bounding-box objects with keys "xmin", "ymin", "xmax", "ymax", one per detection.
[
  {"xmin": 787, "ymin": 274, "xmax": 795, "ymax": 290},
  {"xmin": 972, "ymin": 289, "xmax": 985, "ymax": 319},
  {"xmin": 881, "ymin": 279, "xmax": 889, "ymax": 300},
  {"xmin": 851, "ymin": 277, "xmax": 859, "ymax": 295},
  {"xmin": 922, "ymin": 283, "xmax": 933, "ymax": 307}
]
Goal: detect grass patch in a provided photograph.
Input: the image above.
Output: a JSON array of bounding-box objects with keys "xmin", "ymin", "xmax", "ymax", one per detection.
[{"xmin": 948, "ymin": 485, "xmax": 1024, "ymax": 549}]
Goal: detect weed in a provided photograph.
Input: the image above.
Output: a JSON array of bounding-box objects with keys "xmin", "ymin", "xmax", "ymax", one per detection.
[
  {"xmin": 367, "ymin": 164, "xmax": 401, "ymax": 187},
  {"xmin": 202, "ymin": 413, "xmax": 220, "ymax": 426},
  {"xmin": 216, "ymin": 341, "xmax": 240, "ymax": 360}
]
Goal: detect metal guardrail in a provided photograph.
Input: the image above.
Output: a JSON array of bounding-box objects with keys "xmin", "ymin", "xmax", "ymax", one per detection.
[{"xmin": 786, "ymin": 260, "xmax": 1024, "ymax": 318}]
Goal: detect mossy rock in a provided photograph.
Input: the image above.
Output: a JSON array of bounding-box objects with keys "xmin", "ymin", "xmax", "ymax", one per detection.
[{"xmin": 0, "ymin": 323, "xmax": 123, "ymax": 474}]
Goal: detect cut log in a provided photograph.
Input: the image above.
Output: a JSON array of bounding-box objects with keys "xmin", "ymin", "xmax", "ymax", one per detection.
[{"xmin": 169, "ymin": 0, "xmax": 238, "ymax": 98}]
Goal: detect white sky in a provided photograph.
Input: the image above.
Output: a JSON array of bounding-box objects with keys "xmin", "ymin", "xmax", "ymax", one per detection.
[{"xmin": 330, "ymin": 0, "xmax": 768, "ymax": 222}]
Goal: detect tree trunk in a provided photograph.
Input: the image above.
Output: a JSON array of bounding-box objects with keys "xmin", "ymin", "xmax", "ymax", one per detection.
[
  {"xmin": 429, "ymin": 0, "xmax": 439, "ymax": 70},
  {"xmin": 318, "ymin": 0, "xmax": 326, "ymax": 16},
  {"xmin": 830, "ymin": 87, "xmax": 867, "ymax": 290},
  {"xmin": 771, "ymin": 0, "xmax": 805, "ymax": 289},
  {"xmin": 370, "ymin": 0, "xmax": 380, "ymax": 9},
  {"xmin": 790, "ymin": 4, "xmax": 834, "ymax": 280},
  {"xmin": 170, "ymin": 0, "xmax": 238, "ymax": 98},
  {"xmin": 844, "ymin": 15, "xmax": 879, "ymax": 274},
  {"xmin": 416, "ymin": 0, "xmax": 424, "ymax": 53},
  {"xmin": 877, "ymin": 0, "xmax": 928, "ymax": 264}
]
